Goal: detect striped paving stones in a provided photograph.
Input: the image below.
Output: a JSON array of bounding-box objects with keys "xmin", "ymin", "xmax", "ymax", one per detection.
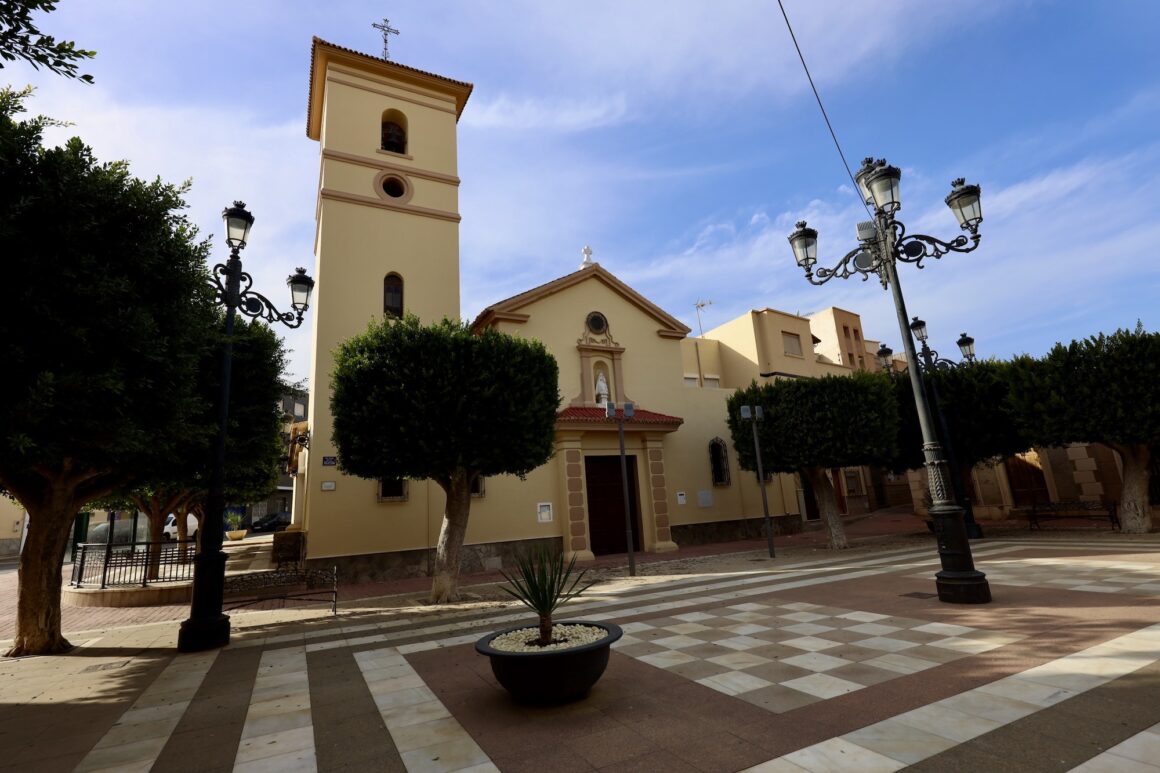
[
  {"xmin": 614, "ymin": 601, "xmax": 1019, "ymax": 709},
  {"xmin": 6, "ymin": 537, "xmax": 1160, "ymax": 772}
]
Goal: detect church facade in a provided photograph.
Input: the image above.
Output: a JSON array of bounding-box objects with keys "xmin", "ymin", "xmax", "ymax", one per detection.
[{"xmin": 294, "ymin": 39, "xmax": 889, "ymax": 579}]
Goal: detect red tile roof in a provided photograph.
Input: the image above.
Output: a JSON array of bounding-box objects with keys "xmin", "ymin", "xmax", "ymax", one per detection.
[{"xmin": 557, "ymin": 406, "xmax": 684, "ymax": 425}]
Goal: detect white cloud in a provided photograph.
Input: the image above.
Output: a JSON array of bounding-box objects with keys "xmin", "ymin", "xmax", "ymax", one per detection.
[{"xmin": 462, "ymin": 93, "xmax": 629, "ymax": 131}]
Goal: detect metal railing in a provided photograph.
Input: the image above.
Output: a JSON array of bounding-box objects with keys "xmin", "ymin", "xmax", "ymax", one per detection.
[{"xmin": 70, "ymin": 540, "xmax": 197, "ymax": 589}]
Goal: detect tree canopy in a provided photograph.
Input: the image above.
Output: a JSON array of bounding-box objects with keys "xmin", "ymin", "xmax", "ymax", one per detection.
[
  {"xmin": 0, "ymin": 1, "xmax": 95, "ymax": 81},
  {"xmin": 726, "ymin": 372, "xmax": 897, "ymax": 548},
  {"xmin": 1009, "ymin": 324, "xmax": 1160, "ymax": 532},
  {"xmin": 0, "ymin": 88, "xmax": 212, "ymax": 655},
  {"xmin": 331, "ymin": 315, "xmax": 560, "ymax": 601},
  {"xmin": 890, "ymin": 361, "xmax": 1032, "ymax": 472}
]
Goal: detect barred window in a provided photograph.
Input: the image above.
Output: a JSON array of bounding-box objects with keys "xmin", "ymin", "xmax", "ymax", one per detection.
[{"xmin": 378, "ymin": 479, "xmax": 408, "ymax": 502}]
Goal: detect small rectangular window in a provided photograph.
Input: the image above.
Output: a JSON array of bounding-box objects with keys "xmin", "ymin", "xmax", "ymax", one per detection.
[
  {"xmin": 471, "ymin": 476, "xmax": 485, "ymax": 498},
  {"xmin": 843, "ymin": 325, "xmax": 851, "ymax": 339},
  {"xmin": 293, "ymin": 402, "xmax": 305, "ymax": 418},
  {"xmin": 853, "ymin": 329, "xmax": 861, "ymax": 342},
  {"xmin": 782, "ymin": 332, "xmax": 803, "ymax": 357},
  {"xmin": 378, "ymin": 479, "xmax": 408, "ymax": 502},
  {"xmin": 702, "ymin": 377, "xmax": 720, "ymax": 389},
  {"xmin": 684, "ymin": 376, "xmax": 699, "ymax": 387}
]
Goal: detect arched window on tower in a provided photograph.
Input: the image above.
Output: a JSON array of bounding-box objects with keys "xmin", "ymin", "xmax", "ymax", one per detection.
[
  {"xmin": 709, "ymin": 438, "xmax": 731, "ymax": 487},
  {"xmin": 381, "ymin": 109, "xmax": 407, "ymax": 154},
  {"xmin": 383, "ymin": 273, "xmax": 404, "ymax": 318}
]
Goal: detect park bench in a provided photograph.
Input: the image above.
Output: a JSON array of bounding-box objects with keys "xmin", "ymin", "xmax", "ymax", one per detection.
[
  {"xmin": 1028, "ymin": 500, "xmax": 1120, "ymax": 531},
  {"xmin": 223, "ymin": 565, "xmax": 339, "ymax": 615}
]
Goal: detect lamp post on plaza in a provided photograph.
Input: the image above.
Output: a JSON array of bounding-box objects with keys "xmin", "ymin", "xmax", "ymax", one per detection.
[
  {"xmin": 739, "ymin": 405, "xmax": 776, "ymax": 558},
  {"xmin": 878, "ymin": 323, "xmax": 984, "ymax": 540},
  {"xmin": 606, "ymin": 401, "xmax": 637, "ymax": 577},
  {"xmin": 178, "ymin": 202, "xmax": 316, "ymax": 652},
  {"xmin": 788, "ymin": 159, "xmax": 990, "ymax": 604}
]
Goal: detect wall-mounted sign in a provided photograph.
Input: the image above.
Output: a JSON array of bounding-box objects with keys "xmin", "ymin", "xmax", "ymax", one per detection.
[
  {"xmin": 322, "ymin": 456, "xmax": 337, "ymax": 466},
  {"xmin": 676, "ymin": 491, "xmax": 687, "ymax": 506},
  {"xmin": 321, "ymin": 481, "xmax": 336, "ymax": 491},
  {"xmin": 536, "ymin": 502, "xmax": 553, "ymax": 523}
]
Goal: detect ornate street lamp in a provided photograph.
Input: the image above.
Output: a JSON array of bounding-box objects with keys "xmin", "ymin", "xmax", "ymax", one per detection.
[
  {"xmin": 788, "ymin": 159, "xmax": 991, "ymax": 604},
  {"xmin": 178, "ymin": 202, "xmax": 316, "ymax": 652},
  {"xmin": 903, "ymin": 317, "xmax": 984, "ymax": 539}
]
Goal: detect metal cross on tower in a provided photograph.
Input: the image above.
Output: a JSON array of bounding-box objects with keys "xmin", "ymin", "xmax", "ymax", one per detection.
[{"xmin": 372, "ymin": 17, "xmax": 399, "ymax": 60}]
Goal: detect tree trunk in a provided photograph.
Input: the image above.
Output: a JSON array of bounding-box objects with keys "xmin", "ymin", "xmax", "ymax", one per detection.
[
  {"xmin": 806, "ymin": 466, "xmax": 848, "ymax": 550},
  {"xmin": 146, "ymin": 513, "xmax": 164, "ymax": 580},
  {"xmin": 430, "ymin": 470, "xmax": 474, "ymax": 604},
  {"xmin": 538, "ymin": 612, "xmax": 553, "ymax": 646},
  {"xmin": 1112, "ymin": 443, "xmax": 1152, "ymax": 533},
  {"xmin": 8, "ymin": 491, "xmax": 77, "ymax": 656}
]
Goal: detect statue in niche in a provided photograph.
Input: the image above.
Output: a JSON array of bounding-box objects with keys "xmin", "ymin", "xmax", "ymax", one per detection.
[{"xmin": 595, "ymin": 372, "xmax": 610, "ymax": 405}]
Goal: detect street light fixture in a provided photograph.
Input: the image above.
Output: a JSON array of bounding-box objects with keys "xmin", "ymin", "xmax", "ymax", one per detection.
[
  {"xmin": 606, "ymin": 401, "xmax": 637, "ymax": 577},
  {"xmin": 788, "ymin": 158, "xmax": 991, "ymax": 604},
  {"xmin": 902, "ymin": 317, "xmax": 985, "ymax": 540},
  {"xmin": 178, "ymin": 202, "xmax": 316, "ymax": 652},
  {"xmin": 739, "ymin": 405, "xmax": 775, "ymax": 558}
]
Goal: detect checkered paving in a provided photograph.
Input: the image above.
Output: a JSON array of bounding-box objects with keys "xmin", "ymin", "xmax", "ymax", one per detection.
[
  {"xmin": 914, "ymin": 557, "xmax": 1160, "ymax": 596},
  {"xmin": 613, "ymin": 601, "xmax": 1021, "ymax": 713}
]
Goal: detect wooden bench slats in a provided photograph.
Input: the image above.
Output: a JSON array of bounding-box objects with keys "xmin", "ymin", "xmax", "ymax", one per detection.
[{"xmin": 1028, "ymin": 501, "xmax": 1120, "ymax": 530}]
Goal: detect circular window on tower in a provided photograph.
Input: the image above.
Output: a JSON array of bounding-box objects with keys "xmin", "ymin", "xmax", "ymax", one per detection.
[
  {"xmin": 586, "ymin": 311, "xmax": 608, "ymax": 335},
  {"xmin": 373, "ymin": 171, "xmax": 413, "ymax": 204}
]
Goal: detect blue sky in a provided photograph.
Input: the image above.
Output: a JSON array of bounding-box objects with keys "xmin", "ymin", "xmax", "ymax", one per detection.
[{"xmin": 7, "ymin": 1, "xmax": 1159, "ymax": 383}]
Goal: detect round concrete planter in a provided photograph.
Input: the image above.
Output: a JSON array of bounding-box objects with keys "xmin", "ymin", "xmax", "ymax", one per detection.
[
  {"xmin": 226, "ymin": 529, "xmax": 248, "ymax": 541},
  {"xmin": 475, "ymin": 620, "xmax": 622, "ymax": 704}
]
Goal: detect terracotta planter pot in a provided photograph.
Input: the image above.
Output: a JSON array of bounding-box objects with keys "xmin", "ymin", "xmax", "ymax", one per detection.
[{"xmin": 475, "ymin": 620, "xmax": 622, "ymax": 704}]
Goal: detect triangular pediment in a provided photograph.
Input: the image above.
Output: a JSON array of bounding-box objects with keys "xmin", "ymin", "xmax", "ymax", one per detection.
[{"xmin": 471, "ymin": 265, "xmax": 691, "ymax": 340}]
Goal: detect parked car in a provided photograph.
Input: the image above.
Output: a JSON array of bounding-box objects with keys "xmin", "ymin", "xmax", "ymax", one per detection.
[
  {"xmin": 163, "ymin": 513, "xmax": 199, "ymax": 541},
  {"xmin": 250, "ymin": 511, "xmax": 292, "ymax": 533},
  {"xmin": 89, "ymin": 519, "xmax": 136, "ymax": 544}
]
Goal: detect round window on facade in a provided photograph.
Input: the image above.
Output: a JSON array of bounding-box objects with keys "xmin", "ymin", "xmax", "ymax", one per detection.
[
  {"xmin": 586, "ymin": 311, "xmax": 608, "ymax": 335},
  {"xmin": 382, "ymin": 176, "xmax": 406, "ymax": 198}
]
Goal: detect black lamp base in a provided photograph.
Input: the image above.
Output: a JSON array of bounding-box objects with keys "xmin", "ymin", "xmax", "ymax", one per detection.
[
  {"xmin": 177, "ymin": 613, "xmax": 231, "ymax": 652},
  {"xmin": 935, "ymin": 572, "xmax": 992, "ymax": 604}
]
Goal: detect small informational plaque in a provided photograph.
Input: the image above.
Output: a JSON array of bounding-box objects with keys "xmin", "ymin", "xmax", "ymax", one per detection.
[
  {"xmin": 536, "ymin": 503, "xmax": 553, "ymax": 523},
  {"xmin": 676, "ymin": 491, "xmax": 687, "ymax": 505},
  {"xmin": 322, "ymin": 456, "xmax": 337, "ymax": 466},
  {"xmin": 321, "ymin": 481, "xmax": 336, "ymax": 491}
]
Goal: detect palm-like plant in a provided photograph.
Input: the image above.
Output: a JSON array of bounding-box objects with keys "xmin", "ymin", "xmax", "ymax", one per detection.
[{"xmin": 500, "ymin": 547, "xmax": 594, "ymax": 646}]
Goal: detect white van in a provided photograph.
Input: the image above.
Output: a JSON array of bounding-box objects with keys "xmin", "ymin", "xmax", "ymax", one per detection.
[{"xmin": 163, "ymin": 514, "xmax": 199, "ymax": 541}]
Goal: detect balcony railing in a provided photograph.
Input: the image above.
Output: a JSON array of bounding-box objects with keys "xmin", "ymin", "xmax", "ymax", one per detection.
[{"xmin": 70, "ymin": 540, "xmax": 197, "ymax": 589}]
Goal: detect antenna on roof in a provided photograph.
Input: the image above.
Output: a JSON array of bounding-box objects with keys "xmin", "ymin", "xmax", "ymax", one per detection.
[
  {"xmin": 695, "ymin": 299, "xmax": 713, "ymax": 337},
  {"xmin": 372, "ymin": 17, "xmax": 399, "ymax": 60}
]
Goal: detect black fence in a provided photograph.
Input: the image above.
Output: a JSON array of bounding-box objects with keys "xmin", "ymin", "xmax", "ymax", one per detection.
[{"xmin": 70, "ymin": 540, "xmax": 197, "ymax": 589}]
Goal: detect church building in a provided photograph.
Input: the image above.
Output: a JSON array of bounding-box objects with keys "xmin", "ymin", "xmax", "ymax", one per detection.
[{"xmin": 293, "ymin": 38, "xmax": 888, "ymax": 580}]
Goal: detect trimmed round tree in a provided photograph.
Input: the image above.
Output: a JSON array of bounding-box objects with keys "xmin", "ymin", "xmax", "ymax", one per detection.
[
  {"xmin": 1009, "ymin": 324, "xmax": 1160, "ymax": 533},
  {"xmin": 727, "ymin": 372, "xmax": 897, "ymax": 549},
  {"xmin": 331, "ymin": 316, "xmax": 560, "ymax": 603},
  {"xmin": 0, "ymin": 89, "xmax": 214, "ymax": 656}
]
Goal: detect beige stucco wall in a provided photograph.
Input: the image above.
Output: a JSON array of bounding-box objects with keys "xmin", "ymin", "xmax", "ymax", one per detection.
[{"xmin": 0, "ymin": 496, "xmax": 26, "ymax": 558}]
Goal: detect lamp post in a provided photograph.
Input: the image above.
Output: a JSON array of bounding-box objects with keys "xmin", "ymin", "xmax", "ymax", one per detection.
[
  {"xmin": 178, "ymin": 202, "xmax": 316, "ymax": 652},
  {"xmin": 789, "ymin": 159, "xmax": 990, "ymax": 604},
  {"xmin": 740, "ymin": 405, "xmax": 775, "ymax": 558},
  {"xmin": 878, "ymin": 325, "xmax": 983, "ymax": 540},
  {"xmin": 606, "ymin": 401, "xmax": 637, "ymax": 577}
]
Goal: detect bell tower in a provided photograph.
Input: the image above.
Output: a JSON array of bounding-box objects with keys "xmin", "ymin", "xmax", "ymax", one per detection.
[{"xmin": 299, "ymin": 37, "xmax": 473, "ymax": 559}]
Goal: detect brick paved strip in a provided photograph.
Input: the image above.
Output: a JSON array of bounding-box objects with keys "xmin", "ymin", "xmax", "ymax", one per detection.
[
  {"xmin": 308, "ymin": 648, "xmax": 407, "ymax": 771},
  {"xmin": 151, "ymin": 646, "xmax": 264, "ymax": 773}
]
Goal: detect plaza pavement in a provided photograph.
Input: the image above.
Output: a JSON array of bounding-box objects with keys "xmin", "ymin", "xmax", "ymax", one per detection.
[{"xmin": 3, "ymin": 514, "xmax": 1160, "ymax": 772}]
